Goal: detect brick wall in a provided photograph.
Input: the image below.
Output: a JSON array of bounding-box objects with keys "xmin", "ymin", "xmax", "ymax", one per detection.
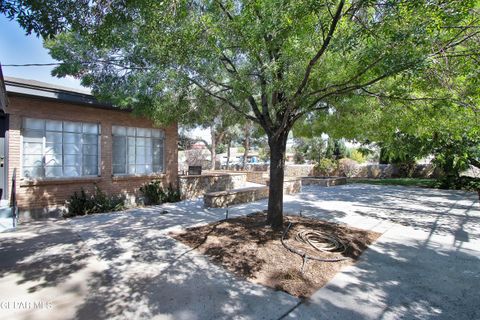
[{"xmin": 6, "ymin": 95, "xmax": 178, "ymax": 215}]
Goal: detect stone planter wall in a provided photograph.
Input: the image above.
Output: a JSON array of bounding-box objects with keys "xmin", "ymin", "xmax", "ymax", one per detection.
[
  {"xmin": 179, "ymin": 172, "xmax": 247, "ymax": 199},
  {"xmin": 266, "ymin": 178, "xmax": 302, "ymax": 194},
  {"xmin": 302, "ymin": 177, "xmax": 347, "ymax": 187},
  {"xmin": 283, "ymin": 178, "xmax": 302, "ymax": 194},
  {"xmin": 284, "ymin": 165, "xmax": 315, "ymax": 177},
  {"xmin": 245, "ymin": 171, "xmax": 269, "ymax": 185},
  {"xmin": 204, "ymin": 186, "xmax": 269, "ymax": 208}
]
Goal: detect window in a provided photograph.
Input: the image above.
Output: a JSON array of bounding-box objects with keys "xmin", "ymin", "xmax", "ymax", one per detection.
[
  {"xmin": 112, "ymin": 126, "xmax": 164, "ymax": 175},
  {"xmin": 22, "ymin": 118, "xmax": 100, "ymax": 179}
]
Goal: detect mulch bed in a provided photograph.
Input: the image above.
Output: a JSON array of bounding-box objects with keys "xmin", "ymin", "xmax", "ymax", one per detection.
[{"xmin": 170, "ymin": 212, "xmax": 381, "ymax": 297}]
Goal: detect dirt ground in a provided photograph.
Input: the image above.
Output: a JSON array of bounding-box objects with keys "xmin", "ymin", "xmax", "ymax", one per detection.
[{"xmin": 171, "ymin": 212, "xmax": 381, "ymax": 297}]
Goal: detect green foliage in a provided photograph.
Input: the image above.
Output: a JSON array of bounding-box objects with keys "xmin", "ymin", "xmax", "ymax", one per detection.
[
  {"xmin": 325, "ymin": 138, "xmax": 349, "ymax": 160},
  {"xmin": 293, "ymin": 137, "xmax": 326, "ymax": 163},
  {"xmin": 216, "ymin": 143, "xmax": 226, "ymax": 154},
  {"xmin": 139, "ymin": 180, "xmax": 164, "ymax": 205},
  {"xmin": 314, "ymin": 158, "xmax": 337, "ymax": 177},
  {"xmin": 436, "ymin": 176, "xmax": 480, "ymax": 192},
  {"xmin": 66, "ymin": 186, "xmax": 126, "ymax": 217},
  {"xmin": 430, "ymin": 134, "xmax": 479, "ymax": 179},
  {"xmin": 66, "ymin": 188, "xmax": 90, "ymax": 217},
  {"xmin": 5, "ymin": 0, "xmax": 479, "ymax": 227},
  {"xmin": 164, "ymin": 184, "xmax": 182, "ymax": 203},
  {"xmin": 140, "ymin": 181, "xmax": 181, "ymax": 205},
  {"xmin": 258, "ymin": 147, "xmax": 270, "ymax": 162},
  {"xmin": 349, "ymin": 149, "xmax": 366, "ymax": 164}
]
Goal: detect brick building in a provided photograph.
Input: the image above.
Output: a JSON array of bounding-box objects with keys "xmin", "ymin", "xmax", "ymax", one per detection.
[{"xmin": 0, "ymin": 76, "xmax": 178, "ymax": 218}]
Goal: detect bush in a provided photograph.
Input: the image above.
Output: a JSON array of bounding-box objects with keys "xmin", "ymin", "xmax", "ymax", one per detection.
[
  {"xmin": 338, "ymin": 158, "xmax": 360, "ymax": 177},
  {"xmin": 164, "ymin": 184, "xmax": 181, "ymax": 203},
  {"xmin": 66, "ymin": 186, "xmax": 126, "ymax": 217},
  {"xmin": 66, "ymin": 189, "xmax": 91, "ymax": 216},
  {"xmin": 140, "ymin": 180, "xmax": 164, "ymax": 205},
  {"xmin": 349, "ymin": 149, "xmax": 366, "ymax": 164},
  {"xmin": 436, "ymin": 176, "xmax": 480, "ymax": 192},
  {"xmin": 314, "ymin": 158, "xmax": 337, "ymax": 176},
  {"xmin": 140, "ymin": 181, "xmax": 181, "ymax": 205}
]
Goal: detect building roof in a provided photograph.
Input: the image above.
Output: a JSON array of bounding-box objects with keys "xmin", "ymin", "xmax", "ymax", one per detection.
[{"xmin": 4, "ymin": 76, "xmax": 128, "ymax": 111}]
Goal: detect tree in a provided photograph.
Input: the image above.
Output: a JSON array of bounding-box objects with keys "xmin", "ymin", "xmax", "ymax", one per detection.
[
  {"xmin": 293, "ymin": 137, "xmax": 327, "ymax": 164},
  {"xmin": 240, "ymin": 120, "xmax": 255, "ymax": 169},
  {"xmin": 325, "ymin": 138, "xmax": 349, "ymax": 160},
  {"xmin": 3, "ymin": 0, "xmax": 478, "ymax": 228}
]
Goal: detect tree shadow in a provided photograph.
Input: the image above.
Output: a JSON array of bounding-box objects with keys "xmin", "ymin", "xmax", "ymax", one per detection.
[
  {"xmin": 0, "ymin": 220, "xmax": 94, "ymax": 293},
  {"xmin": 289, "ymin": 239, "xmax": 480, "ymax": 319},
  {"xmin": 2, "ymin": 184, "xmax": 478, "ymax": 319}
]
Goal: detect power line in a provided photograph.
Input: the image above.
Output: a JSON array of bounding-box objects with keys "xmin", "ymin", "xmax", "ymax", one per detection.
[{"xmin": 2, "ymin": 63, "xmax": 61, "ymax": 67}]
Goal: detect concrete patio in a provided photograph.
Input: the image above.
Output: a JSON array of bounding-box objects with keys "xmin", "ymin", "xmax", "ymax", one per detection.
[{"xmin": 0, "ymin": 184, "xmax": 478, "ymax": 320}]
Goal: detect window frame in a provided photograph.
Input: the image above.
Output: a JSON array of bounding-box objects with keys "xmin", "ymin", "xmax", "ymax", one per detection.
[
  {"xmin": 20, "ymin": 117, "xmax": 101, "ymax": 180},
  {"xmin": 111, "ymin": 125, "xmax": 165, "ymax": 176}
]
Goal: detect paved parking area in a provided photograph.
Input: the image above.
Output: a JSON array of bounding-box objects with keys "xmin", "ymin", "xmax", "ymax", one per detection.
[{"xmin": 0, "ymin": 184, "xmax": 478, "ymax": 319}]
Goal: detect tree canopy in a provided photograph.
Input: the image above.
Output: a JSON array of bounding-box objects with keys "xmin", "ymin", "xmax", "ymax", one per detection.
[{"xmin": 2, "ymin": 0, "xmax": 479, "ymax": 227}]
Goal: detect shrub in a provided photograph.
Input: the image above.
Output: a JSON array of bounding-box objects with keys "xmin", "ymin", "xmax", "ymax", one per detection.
[
  {"xmin": 66, "ymin": 189, "xmax": 91, "ymax": 217},
  {"xmin": 140, "ymin": 180, "xmax": 165, "ymax": 205},
  {"xmin": 338, "ymin": 158, "xmax": 360, "ymax": 177},
  {"xmin": 436, "ymin": 176, "xmax": 480, "ymax": 192},
  {"xmin": 314, "ymin": 158, "xmax": 337, "ymax": 176},
  {"xmin": 164, "ymin": 184, "xmax": 181, "ymax": 203},
  {"xmin": 66, "ymin": 186, "xmax": 126, "ymax": 217},
  {"xmin": 349, "ymin": 149, "xmax": 366, "ymax": 164},
  {"xmin": 140, "ymin": 181, "xmax": 181, "ymax": 205}
]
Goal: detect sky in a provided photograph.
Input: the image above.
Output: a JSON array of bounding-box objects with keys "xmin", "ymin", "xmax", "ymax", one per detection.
[
  {"xmin": 0, "ymin": 15, "xmax": 86, "ymax": 91},
  {"xmin": 0, "ymin": 15, "xmax": 211, "ymax": 139}
]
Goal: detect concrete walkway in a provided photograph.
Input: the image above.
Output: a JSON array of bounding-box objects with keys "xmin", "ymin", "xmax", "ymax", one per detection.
[{"xmin": 0, "ymin": 184, "xmax": 479, "ymax": 319}]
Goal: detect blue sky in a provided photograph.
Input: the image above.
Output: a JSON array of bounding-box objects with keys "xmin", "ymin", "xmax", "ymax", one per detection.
[{"xmin": 0, "ymin": 15, "xmax": 86, "ymax": 91}]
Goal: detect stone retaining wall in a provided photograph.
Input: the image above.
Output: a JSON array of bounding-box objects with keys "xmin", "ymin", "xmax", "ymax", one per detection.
[
  {"xmin": 283, "ymin": 179, "xmax": 302, "ymax": 194},
  {"xmin": 245, "ymin": 171, "xmax": 269, "ymax": 185},
  {"xmin": 266, "ymin": 178, "xmax": 302, "ymax": 194},
  {"xmin": 179, "ymin": 173, "xmax": 247, "ymax": 199},
  {"xmin": 302, "ymin": 177, "xmax": 347, "ymax": 187},
  {"xmin": 204, "ymin": 186, "xmax": 269, "ymax": 208},
  {"xmin": 284, "ymin": 165, "xmax": 315, "ymax": 177},
  {"xmin": 346, "ymin": 164, "xmax": 441, "ymax": 179}
]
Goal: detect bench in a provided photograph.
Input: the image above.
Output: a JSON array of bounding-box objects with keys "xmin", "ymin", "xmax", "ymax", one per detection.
[{"xmin": 204, "ymin": 186, "xmax": 269, "ymax": 208}]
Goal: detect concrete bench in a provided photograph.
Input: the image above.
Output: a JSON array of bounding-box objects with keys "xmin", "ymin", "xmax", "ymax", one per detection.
[{"xmin": 204, "ymin": 186, "xmax": 269, "ymax": 208}]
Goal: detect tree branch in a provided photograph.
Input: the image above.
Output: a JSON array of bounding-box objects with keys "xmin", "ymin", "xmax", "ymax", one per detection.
[
  {"xmin": 187, "ymin": 77, "xmax": 258, "ymax": 123},
  {"xmin": 294, "ymin": 0, "xmax": 345, "ymax": 98},
  {"xmin": 306, "ymin": 53, "xmax": 386, "ymax": 98},
  {"xmin": 359, "ymin": 88, "xmax": 471, "ymax": 107},
  {"xmin": 305, "ymin": 70, "xmax": 398, "ymax": 110}
]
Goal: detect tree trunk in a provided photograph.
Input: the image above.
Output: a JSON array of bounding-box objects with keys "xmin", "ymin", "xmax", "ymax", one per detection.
[
  {"xmin": 210, "ymin": 126, "xmax": 216, "ymax": 170},
  {"xmin": 242, "ymin": 131, "xmax": 250, "ymax": 169},
  {"xmin": 226, "ymin": 139, "xmax": 231, "ymax": 168},
  {"xmin": 266, "ymin": 133, "xmax": 288, "ymax": 230}
]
